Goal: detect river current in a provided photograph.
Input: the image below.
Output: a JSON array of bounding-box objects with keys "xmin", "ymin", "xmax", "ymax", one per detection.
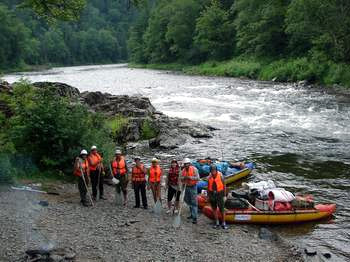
[{"xmin": 4, "ymin": 64, "xmax": 350, "ymax": 261}]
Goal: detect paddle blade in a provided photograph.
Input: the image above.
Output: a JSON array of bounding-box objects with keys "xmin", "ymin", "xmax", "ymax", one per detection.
[
  {"xmin": 115, "ymin": 187, "xmax": 123, "ymax": 206},
  {"xmin": 173, "ymin": 214, "xmax": 181, "ymax": 228},
  {"xmin": 154, "ymin": 200, "xmax": 162, "ymax": 215}
]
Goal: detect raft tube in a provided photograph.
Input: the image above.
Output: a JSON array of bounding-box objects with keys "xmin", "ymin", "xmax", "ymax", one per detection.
[{"xmin": 202, "ymin": 203, "xmax": 336, "ymax": 224}]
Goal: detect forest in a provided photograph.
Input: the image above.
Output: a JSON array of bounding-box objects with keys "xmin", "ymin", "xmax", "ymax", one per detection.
[{"xmin": 1, "ymin": 0, "xmax": 350, "ymax": 87}]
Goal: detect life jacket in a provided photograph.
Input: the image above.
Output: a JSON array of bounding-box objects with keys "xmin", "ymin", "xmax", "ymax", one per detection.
[
  {"xmin": 112, "ymin": 156, "xmax": 127, "ymax": 176},
  {"xmin": 149, "ymin": 165, "xmax": 162, "ymax": 183},
  {"xmin": 74, "ymin": 158, "xmax": 89, "ymax": 177},
  {"xmin": 168, "ymin": 166, "xmax": 179, "ymax": 186},
  {"xmin": 182, "ymin": 166, "xmax": 197, "ymax": 186},
  {"xmin": 132, "ymin": 164, "xmax": 146, "ymax": 182},
  {"xmin": 88, "ymin": 152, "xmax": 102, "ymax": 171},
  {"xmin": 208, "ymin": 172, "xmax": 224, "ymax": 193}
]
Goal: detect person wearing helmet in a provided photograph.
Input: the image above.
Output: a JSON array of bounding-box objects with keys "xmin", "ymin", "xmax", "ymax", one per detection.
[
  {"xmin": 73, "ymin": 149, "xmax": 91, "ymax": 206},
  {"xmin": 181, "ymin": 158, "xmax": 200, "ymax": 224},
  {"xmin": 208, "ymin": 164, "xmax": 228, "ymax": 229},
  {"xmin": 111, "ymin": 149, "xmax": 129, "ymax": 206},
  {"xmin": 131, "ymin": 157, "xmax": 148, "ymax": 209},
  {"xmin": 147, "ymin": 158, "xmax": 163, "ymax": 204},
  {"xmin": 88, "ymin": 145, "xmax": 106, "ymax": 201},
  {"xmin": 166, "ymin": 159, "xmax": 181, "ymax": 214}
]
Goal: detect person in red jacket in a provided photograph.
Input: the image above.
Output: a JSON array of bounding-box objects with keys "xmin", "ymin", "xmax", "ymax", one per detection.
[
  {"xmin": 111, "ymin": 149, "xmax": 129, "ymax": 206},
  {"xmin": 208, "ymin": 164, "xmax": 228, "ymax": 229},
  {"xmin": 131, "ymin": 157, "xmax": 148, "ymax": 209},
  {"xmin": 88, "ymin": 145, "xmax": 106, "ymax": 201},
  {"xmin": 147, "ymin": 158, "xmax": 162, "ymax": 204},
  {"xmin": 73, "ymin": 149, "xmax": 90, "ymax": 206},
  {"xmin": 166, "ymin": 159, "xmax": 181, "ymax": 214}
]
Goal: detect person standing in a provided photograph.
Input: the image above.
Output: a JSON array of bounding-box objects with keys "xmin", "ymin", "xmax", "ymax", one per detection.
[
  {"xmin": 208, "ymin": 164, "xmax": 228, "ymax": 229},
  {"xmin": 111, "ymin": 149, "xmax": 129, "ymax": 206},
  {"xmin": 181, "ymin": 158, "xmax": 200, "ymax": 224},
  {"xmin": 147, "ymin": 158, "xmax": 162, "ymax": 204},
  {"xmin": 88, "ymin": 145, "xmax": 106, "ymax": 200},
  {"xmin": 131, "ymin": 157, "xmax": 148, "ymax": 209},
  {"xmin": 166, "ymin": 159, "xmax": 181, "ymax": 214},
  {"xmin": 73, "ymin": 149, "xmax": 90, "ymax": 206}
]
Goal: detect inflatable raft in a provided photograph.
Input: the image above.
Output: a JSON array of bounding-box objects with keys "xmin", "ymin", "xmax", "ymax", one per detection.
[
  {"xmin": 196, "ymin": 162, "xmax": 254, "ymax": 193},
  {"xmin": 202, "ymin": 203, "xmax": 336, "ymax": 224}
]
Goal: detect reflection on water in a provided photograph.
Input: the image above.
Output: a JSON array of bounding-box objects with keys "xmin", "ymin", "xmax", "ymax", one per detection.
[{"xmin": 3, "ymin": 64, "xmax": 350, "ymax": 260}]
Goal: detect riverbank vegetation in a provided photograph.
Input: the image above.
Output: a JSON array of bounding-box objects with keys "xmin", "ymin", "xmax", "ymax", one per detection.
[
  {"xmin": 0, "ymin": 82, "xmax": 116, "ymax": 183},
  {"xmin": 127, "ymin": 0, "xmax": 350, "ymax": 88}
]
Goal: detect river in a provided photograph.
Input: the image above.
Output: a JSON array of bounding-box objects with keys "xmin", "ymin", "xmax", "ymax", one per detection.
[{"xmin": 3, "ymin": 64, "xmax": 350, "ymax": 261}]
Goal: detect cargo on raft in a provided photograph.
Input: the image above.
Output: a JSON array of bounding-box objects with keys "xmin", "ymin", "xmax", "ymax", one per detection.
[{"xmin": 194, "ymin": 160, "xmax": 255, "ymax": 193}]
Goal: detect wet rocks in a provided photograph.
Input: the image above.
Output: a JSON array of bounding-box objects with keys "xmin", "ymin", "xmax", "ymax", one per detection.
[
  {"xmin": 32, "ymin": 82, "xmax": 80, "ymax": 99},
  {"xmin": 258, "ymin": 227, "xmax": 279, "ymax": 241},
  {"xmin": 24, "ymin": 247, "xmax": 76, "ymax": 261}
]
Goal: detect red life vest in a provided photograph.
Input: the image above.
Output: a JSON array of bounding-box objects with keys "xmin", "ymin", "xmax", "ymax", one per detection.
[
  {"xmin": 149, "ymin": 165, "xmax": 162, "ymax": 183},
  {"xmin": 168, "ymin": 166, "xmax": 179, "ymax": 186},
  {"xmin": 208, "ymin": 172, "xmax": 224, "ymax": 192},
  {"xmin": 74, "ymin": 159, "xmax": 89, "ymax": 177},
  {"xmin": 182, "ymin": 166, "xmax": 197, "ymax": 186},
  {"xmin": 112, "ymin": 156, "xmax": 127, "ymax": 176},
  {"xmin": 132, "ymin": 164, "xmax": 146, "ymax": 182},
  {"xmin": 88, "ymin": 152, "xmax": 102, "ymax": 171}
]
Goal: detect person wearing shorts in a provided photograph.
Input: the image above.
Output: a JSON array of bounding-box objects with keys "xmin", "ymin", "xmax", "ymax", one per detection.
[
  {"xmin": 207, "ymin": 164, "xmax": 228, "ymax": 229},
  {"xmin": 166, "ymin": 160, "xmax": 181, "ymax": 214}
]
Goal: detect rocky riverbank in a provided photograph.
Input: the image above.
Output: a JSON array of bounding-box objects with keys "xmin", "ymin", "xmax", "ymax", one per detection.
[
  {"xmin": 0, "ymin": 184, "xmax": 303, "ymax": 262},
  {"xmin": 0, "ymin": 80, "xmax": 214, "ymax": 150}
]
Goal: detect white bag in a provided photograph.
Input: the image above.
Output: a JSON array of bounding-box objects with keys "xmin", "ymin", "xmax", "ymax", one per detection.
[{"xmin": 112, "ymin": 177, "xmax": 120, "ymax": 185}]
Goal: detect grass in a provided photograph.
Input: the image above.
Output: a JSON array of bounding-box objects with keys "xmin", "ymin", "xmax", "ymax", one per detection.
[
  {"xmin": 106, "ymin": 114, "xmax": 129, "ymax": 138},
  {"xmin": 129, "ymin": 57, "xmax": 350, "ymax": 88},
  {"xmin": 141, "ymin": 119, "xmax": 158, "ymax": 140}
]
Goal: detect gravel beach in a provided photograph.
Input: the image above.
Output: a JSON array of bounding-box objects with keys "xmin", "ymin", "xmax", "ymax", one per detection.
[{"xmin": 0, "ymin": 183, "xmax": 303, "ymax": 262}]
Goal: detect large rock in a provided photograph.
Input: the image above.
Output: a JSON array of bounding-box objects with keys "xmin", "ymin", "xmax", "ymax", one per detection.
[
  {"xmin": 2, "ymin": 81, "xmax": 212, "ymax": 148},
  {"xmin": 32, "ymin": 82, "xmax": 80, "ymax": 99}
]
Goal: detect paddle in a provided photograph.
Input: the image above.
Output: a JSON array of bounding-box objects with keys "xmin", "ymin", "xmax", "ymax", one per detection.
[
  {"xmin": 79, "ymin": 160, "xmax": 94, "ymax": 207},
  {"xmin": 109, "ymin": 164, "xmax": 122, "ymax": 206},
  {"xmin": 96, "ymin": 166, "xmax": 101, "ymax": 201},
  {"xmin": 11, "ymin": 186, "xmax": 60, "ymax": 195},
  {"xmin": 173, "ymin": 184, "xmax": 187, "ymax": 228},
  {"xmin": 153, "ymin": 184, "xmax": 162, "ymax": 215},
  {"xmin": 231, "ymin": 190, "xmax": 260, "ymax": 212}
]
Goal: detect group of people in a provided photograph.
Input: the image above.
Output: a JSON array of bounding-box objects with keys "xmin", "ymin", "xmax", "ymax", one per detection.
[{"xmin": 73, "ymin": 146, "xmax": 228, "ymax": 229}]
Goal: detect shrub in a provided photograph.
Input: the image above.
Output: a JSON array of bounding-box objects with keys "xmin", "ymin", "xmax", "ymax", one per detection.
[
  {"xmin": 141, "ymin": 119, "xmax": 158, "ymax": 140},
  {"xmin": 1, "ymin": 81, "xmax": 115, "ymax": 175}
]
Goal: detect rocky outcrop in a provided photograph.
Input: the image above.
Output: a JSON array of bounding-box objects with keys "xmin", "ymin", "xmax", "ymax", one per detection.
[{"xmin": 0, "ymin": 81, "xmax": 213, "ymax": 149}]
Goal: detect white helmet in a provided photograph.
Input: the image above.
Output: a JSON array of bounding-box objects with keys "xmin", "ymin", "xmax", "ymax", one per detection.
[
  {"xmin": 80, "ymin": 149, "xmax": 88, "ymax": 155},
  {"xmin": 91, "ymin": 145, "xmax": 97, "ymax": 150},
  {"xmin": 151, "ymin": 157, "xmax": 159, "ymax": 163},
  {"xmin": 115, "ymin": 149, "xmax": 122, "ymax": 155},
  {"xmin": 183, "ymin": 158, "xmax": 191, "ymax": 164}
]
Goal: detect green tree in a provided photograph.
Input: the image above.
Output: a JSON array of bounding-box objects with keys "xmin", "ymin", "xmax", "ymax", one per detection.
[
  {"xmin": 0, "ymin": 4, "xmax": 30, "ymax": 69},
  {"xmin": 286, "ymin": 0, "xmax": 350, "ymax": 62},
  {"xmin": 165, "ymin": 0, "xmax": 201, "ymax": 61},
  {"xmin": 233, "ymin": 0, "xmax": 290, "ymax": 57},
  {"xmin": 194, "ymin": 0, "xmax": 235, "ymax": 60}
]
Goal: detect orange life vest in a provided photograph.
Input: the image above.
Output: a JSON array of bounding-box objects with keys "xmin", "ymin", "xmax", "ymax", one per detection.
[
  {"xmin": 182, "ymin": 166, "xmax": 198, "ymax": 186},
  {"xmin": 168, "ymin": 166, "xmax": 179, "ymax": 186},
  {"xmin": 74, "ymin": 159, "xmax": 89, "ymax": 177},
  {"xmin": 132, "ymin": 164, "xmax": 146, "ymax": 182},
  {"xmin": 88, "ymin": 152, "xmax": 102, "ymax": 171},
  {"xmin": 149, "ymin": 165, "xmax": 162, "ymax": 183},
  {"xmin": 112, "ymin": 156, "xmax": 127, "ymax": 176},
  {"xmin": 208, "ymin": 172, "xmax": 224, "ymax": 192}
]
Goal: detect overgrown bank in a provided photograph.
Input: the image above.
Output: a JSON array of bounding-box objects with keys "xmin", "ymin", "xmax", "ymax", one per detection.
[
  {"xmin": 0, "ymin": 80, "xmax": 212, "ymax": 183},
  {"xmin": 130, "ymin": 56, "xmax": 350, "ymax": 88}
]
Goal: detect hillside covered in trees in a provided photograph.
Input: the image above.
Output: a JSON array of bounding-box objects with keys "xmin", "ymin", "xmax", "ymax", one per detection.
[
  {"xmin": 0, "ymin": 0, "xmax": 135, "ymax": 70},
  {"xmin": 1, "ymin": 0, "xmax": 350, "ymax": 87}
]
